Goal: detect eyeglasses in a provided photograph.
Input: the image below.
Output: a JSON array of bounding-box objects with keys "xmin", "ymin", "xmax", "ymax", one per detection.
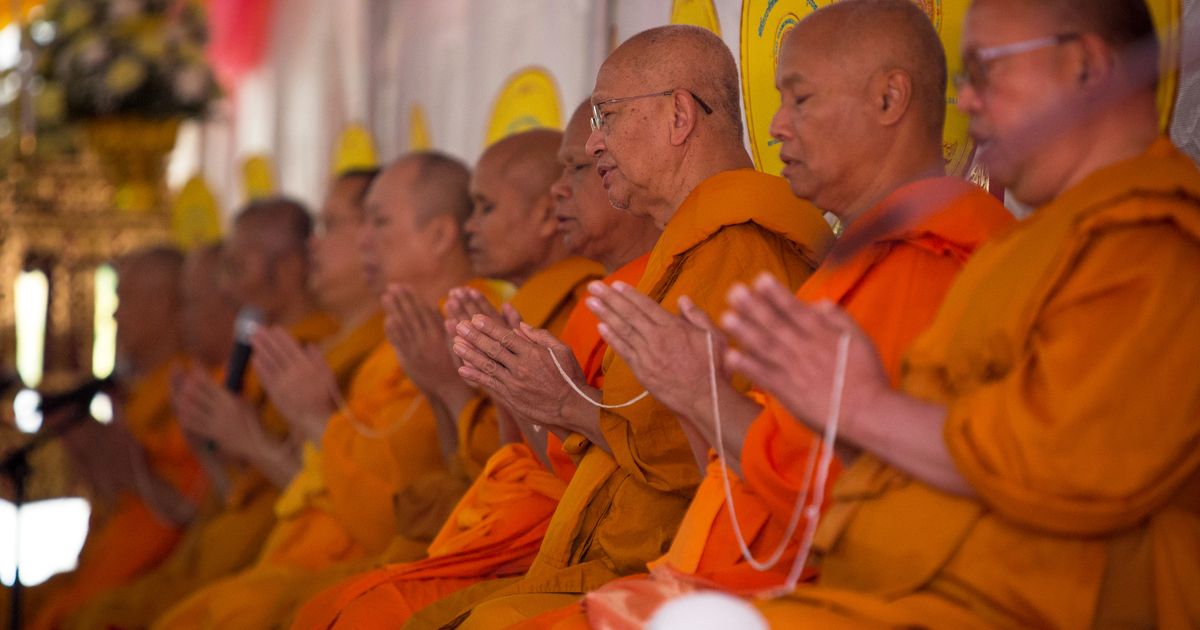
[
  {"xmin": 953, "ymin": 33, "xmax": 1081, "ymax": 92},
  {"xmin": 590, "ymin": 89, "xmax": 714, "ymax": 132}
]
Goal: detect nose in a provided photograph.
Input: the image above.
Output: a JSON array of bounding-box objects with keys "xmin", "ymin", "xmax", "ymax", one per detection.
[
  {"xmin": 584, "ymin": 128, "xmax": 605, "ymax": 158},
  {"xmin": 768, "ymin": 108, "xmax": 790, "ymax": 144},
  {"xmin": 956, "ymin": 81, "xmax": 983, "ymax": 114},
  {"xmin": 550, "ymin": 170, "xmax": 571, "ymax": 205}
]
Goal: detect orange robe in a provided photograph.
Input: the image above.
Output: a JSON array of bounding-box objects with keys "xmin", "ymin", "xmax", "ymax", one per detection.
[
  {"xmin": 755, "ymin": 138, "xmax": 1200, "ymax": 628},
  {"xmin": 28, "ymin": 355, "xmax": 202, "ymax": 630},
  {"xmin": 393, "ymin": 257, "xmax": 605, "ymax": 544},
  {"xmin": 571, "ymin": 177, "xmax": 1014, "ymax": 628},
  {"xmin": 67, "ymin": 312, "xmax": 383, "ymax": 630},
  {"xmin": 290, "ymin": 254, "xmax": 649, "ymax": 630},
  {"xmin": 150, "ymin": 280, "xmax": 513, "ymax": 630},
  {"xmin": 409, "ymin": 169, "xmax": 834, "ymax": 629}
]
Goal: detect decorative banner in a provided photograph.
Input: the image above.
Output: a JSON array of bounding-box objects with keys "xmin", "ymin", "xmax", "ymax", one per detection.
[
  {"xmin": 241, "ymin": 154, "xmax": 277, "ymax": 201},
  {"xmin": 332, "ymin": 122, "xmax": 379, "ymax": 175},
  {"xmin": 409, "ymin": 104, "xmax": 433, "ymax": 150},
  {"xmin": 671, "ymin": 0, "xmax": 722, "ymax": 35},
  {"xmin": 170, "ymin": 175, "xmax": 223, "ymax": 251},
  {"xmin": 484, "ymin": 67, "xmax": 563, "ymax": 147},
  {"xmin": 1145, "ymin": 0, "xmax": 1183, "ymax": 131},
  {"xmin": 739, "ymin": 0, "xmax": 974, "ymax": 176}
]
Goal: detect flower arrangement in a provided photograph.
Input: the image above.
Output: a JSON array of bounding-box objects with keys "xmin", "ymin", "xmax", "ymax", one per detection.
[{"xmin": 25, "ymin": 0, "xmax": 217, "ymax": 126}]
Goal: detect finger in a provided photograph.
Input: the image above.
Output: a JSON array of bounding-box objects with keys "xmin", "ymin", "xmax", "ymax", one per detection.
[
  {"xmin": 501, "ymin": 303, "xmax": 522, "ymax": 330},
  {"xmin": 678, "ymin": 295, "xmax": 717, "ymax": 332},
  {"xmin": 597, "ymin": 322, "xmax": 641, "ymax": 365},
  {"xmin": 457, "ymin": 364, "xmax": 503, "ymax": 393},
  {"xmin": 609, "ymin": 281, "xmax": 677, "ymax": 326},
  {"xmin": 470, "ymin": 315, "xmax": 532, "ymax": 356},
  {"xmin": 519, "ymin": 323, "xmax": 566, "ymax": 351},
  {"xmin": 718, "ymin": 310, "xmax": 788, "ymax": 374},
  {"xmin": 585, "ymin": 294, "xmax": 646, "ymax": 349},
  {"xmin": 752, "ymin": 273, "xmax": 826, "ymax": 334},
  {"xmin": 453, "ymin": 337, "xmax": 510, "ymax": 374},
  {"xmin": 586, "ymin": 282, "xmax": 657, "ymax": 340},
  {"xmin": 725, "ymin": 348, "xmax": 784, "ymax": 391},
  {"xmin": 463, "ymin": 289, "xmax": 502, "ymax": 320}
]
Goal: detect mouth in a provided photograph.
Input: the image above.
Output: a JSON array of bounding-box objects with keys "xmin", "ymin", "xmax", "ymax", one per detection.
[{"xmin": 596, "ymin": 163, "xmax": 616, "ymax": 188}]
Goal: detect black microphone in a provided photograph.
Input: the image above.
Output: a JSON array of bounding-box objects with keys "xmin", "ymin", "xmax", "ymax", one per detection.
[{"xmin": 224, "ymin": 307, "xmax": 264, "ymax": 394}]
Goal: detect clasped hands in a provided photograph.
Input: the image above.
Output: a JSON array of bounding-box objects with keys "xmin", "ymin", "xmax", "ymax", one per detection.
[{"xmin": 585, "ymin": 274, "xmax": 891, "ymax": 455}]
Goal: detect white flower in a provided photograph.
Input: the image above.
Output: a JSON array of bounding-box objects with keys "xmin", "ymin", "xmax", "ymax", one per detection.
[{"xmin": 173, "ymin": 65, "xmax": 208, "ymax": 103}]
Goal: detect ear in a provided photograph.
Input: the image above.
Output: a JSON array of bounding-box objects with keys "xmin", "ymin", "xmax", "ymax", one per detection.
[
  {"xmin": 668, "ymin": 90, "xmax": 701, "ymax": 146},
  {"xmin": 876, "ymin": 69, "xmax": 912, "ymax": 127},
  {"xmin": 1074, "ymin": 33, "xmax": 1115, "ymax": 90},
  {"xmin": 425, "ymin": 215, "xmax": 461, "ymax": 258},
  {"xmin": 532, "ymin": 192, "xmax": 558, "ymax": 239}
]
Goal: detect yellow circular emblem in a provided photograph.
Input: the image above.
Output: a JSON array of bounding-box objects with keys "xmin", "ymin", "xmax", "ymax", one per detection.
[
  {"xmin": 484, "ymin": 67, "xmax": 563, "ymax": 147},
  {"xmin": 740, "ymin": 0, "xmax": 975, "ymax": 177},
  {"xmin": 671, "ymin": 0, "xmax": 722, "ymax": 36}
]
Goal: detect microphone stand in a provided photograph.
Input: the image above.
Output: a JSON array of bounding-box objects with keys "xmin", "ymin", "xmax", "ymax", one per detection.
[{"xmin": 0, "ymin": 378, "xmax": 113, "ymax": 630}]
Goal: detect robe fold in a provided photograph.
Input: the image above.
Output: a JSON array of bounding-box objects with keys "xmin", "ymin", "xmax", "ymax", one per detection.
[
  {"xmin": 407, "ymin": 169, "xmax": 833, "ymax": 629},
  {"xmin": 757, "ymin": 139, "xmax": 1200, "ymax": 628},
  {"xmin": 66, "ymin": 313, "xmax": 381, "ymax": 630},
  {"xmin": 529, "ymin": 177, "xmax": 1014, "ymax": 629},
  {"xmin": 290, "ymin": 255, "xmax": 646, "ymax": 630},
  {"xmin": 150, "ymin": 281, "xmax": 512, "ymax": 630}
]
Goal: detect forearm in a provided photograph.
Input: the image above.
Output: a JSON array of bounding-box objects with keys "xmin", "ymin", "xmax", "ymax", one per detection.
[
  {"xmin": 683, "ymin": 381, "xmax": 761, "ymax": 477},
  {"xmin": 430, "ymin": 399, "xmax": 461, "ymax": 467},
  {"xmin": 848, "ymin": 389, "xmax": 976, "ymax": 497}
]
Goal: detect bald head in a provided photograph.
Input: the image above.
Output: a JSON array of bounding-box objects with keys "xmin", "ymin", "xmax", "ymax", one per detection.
[
  {"xmin": 800, "ymin": 0, "xmax": 947, "ymax": 141},
  {"xmin": 233, "ymin": 197, "xmax": 313, "ymax": 262},
  {"xmin": 182, "ymin": 242, "xmax": 237, "ymax": 367},
  {"xmin": 115, "ymin": 245, "xmax": 185, "ymax": 370},
  {"xmin": 360, "ymin": 151, "xmax": 475, "ymax": 291},
  {"xmin": 478, "ymin": 129, "xmax": 563, "ymax": 206},
  {"xmin": 467, "ymin": 128, "xmax": 568, "ymax": 283},
  {"xmin": 607, "ymin": 25, "xmax": 743, "ymax": 138}
]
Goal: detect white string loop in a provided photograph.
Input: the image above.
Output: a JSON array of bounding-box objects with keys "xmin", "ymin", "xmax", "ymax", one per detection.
[
  {"xmin": 548, "ymin": 347, "xmax": 649, "ymax": 409},
  {"xmin": 710, "ymin": 329, "xmax": 851, "ymax": 596}
]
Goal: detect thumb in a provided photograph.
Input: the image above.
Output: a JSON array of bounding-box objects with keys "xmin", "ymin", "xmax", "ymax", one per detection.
[
  {"xmin": 520, "ymin": 322, "xmax": 562, "ymax": 349},
  {"xmin": 502, "ymin": 303, "xmax": 523, "ymax": 330}
]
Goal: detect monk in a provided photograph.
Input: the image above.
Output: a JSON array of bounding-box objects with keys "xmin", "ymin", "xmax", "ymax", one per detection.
[
  {"xmin": 70, "ymin": 172, "xmax": 383, "ymax": 629},
  {"xmin": 407, "ymin": 25, "xmax": 833, "ymax": 629},
  {"xmin": 290, "ymin": 100, "xmax": 662, "ymax": 629},
  {"xmin": 31, "ymin": 246, "xmax": 206, "ymax": 630},
  {"xmin": 710, "ymin": 0, "xmax": 1200, "ymax": 627},
  {"xmin": 526, "ymin": 3, "xmax": 1015, "ymax": 627},
  {"xmin": 387, "ymin": 129, "xmax": 601, "ymax": 516},
  {"xmin": 152, "ymin": 153, "xmax": 510, "ymax": 629}
]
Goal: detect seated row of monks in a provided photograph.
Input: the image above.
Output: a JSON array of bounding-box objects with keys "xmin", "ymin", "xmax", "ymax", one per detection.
[{"xmin": 22, "ymin": 0, "xmax": 1199, "ymax": 627}]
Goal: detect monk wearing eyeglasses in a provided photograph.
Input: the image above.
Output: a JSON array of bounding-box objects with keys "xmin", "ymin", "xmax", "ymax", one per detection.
[
  {"xmin": 708, "ymin": 0, "xmax": 1200, "ymax": 627},
  {"xmin": 404, "ymin": 24, "xmax": 833, "ymax": 629}
]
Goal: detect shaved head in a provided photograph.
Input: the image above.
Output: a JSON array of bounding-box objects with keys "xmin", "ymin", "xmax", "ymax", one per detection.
[
  {"xmin": 115, "ymin": 245, "xmax": 186, "ymax": 369},
  {"xmin": 801, "ymin": 0, "xmax": 947, "ymax": 141},
  {"xmin": 479, "ymin": 129, "xmax": 564, "ymax": 205},
  {"xmin": 605, "ymin": 24, "xmax": 743, "ymax": 138},
  {"xmin": 405, "ymin": 151, "xmax": 474, "ymax": 227},
  {"xmin": 233, "ymin": 197, "xmax": 313, "ymax": 262},
  {"xmin": 182, "ymin": 242, "xmax": 237, "ymax": 367},
  {"xmin": 467, "ymin": 128, "xmax": 567, "ymax": 282}
]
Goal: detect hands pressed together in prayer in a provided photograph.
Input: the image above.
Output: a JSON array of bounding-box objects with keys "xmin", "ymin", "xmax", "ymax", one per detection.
[
  {"xmin": 171, "ymin": 366, "xmax": 299, "ymax": 488},
  {"xmin": 251, "ymin": 326, "xmax": 338, "ymax": 445},
  {"xmin": 449, "ymin": 291, "xmax": 607, "ymax": 453}
]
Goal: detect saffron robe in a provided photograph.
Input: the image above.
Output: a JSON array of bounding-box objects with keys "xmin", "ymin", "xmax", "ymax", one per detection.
[
  {"xmin": 408, "ymin": 169, "xmax": 833, "ymax": 629},
  {"xmin": 150, "ymin": 281, "xmax": 512, "ymax": 630},
  {"xmin": 28, "ymin": 355, "xmax": 201, "ymax": 630},
  {"xmin": 756, "ymin": 139, "xmax": 1200, "ymax": 628},
  {"xmin": 290, "ymin": 254, "xmax": 649, "ymax": 630},
  {"xmin": 68, "ymin": 312, "xmax": 384, "ymax": 630},
  {"xmin": 573, "ymin": 177, "xmax": 1014, "ymax": 629}
]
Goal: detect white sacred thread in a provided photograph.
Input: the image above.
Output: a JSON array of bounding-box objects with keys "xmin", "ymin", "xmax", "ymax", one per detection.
[
  {"xmin": 325, "ymin": 377, "xmax": 422, "ymax": 440},
  {"xmin": 548, "ymin": 347, "xmax": 650, "ymax": 409},
  {"xmin": 710, "ymin": 329, "xmax": 851, "ymax": 596}
]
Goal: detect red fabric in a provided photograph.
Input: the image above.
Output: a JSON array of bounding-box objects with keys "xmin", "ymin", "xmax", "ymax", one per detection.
[{"xmin": 206, "ymin": 0, "xmax": 277, "ymax": 91}]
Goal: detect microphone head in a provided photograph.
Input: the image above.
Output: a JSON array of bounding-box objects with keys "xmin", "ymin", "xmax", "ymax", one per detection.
[{"xmin": 233, "ymin": 307, "xmax": 265, "ymax": 344}]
